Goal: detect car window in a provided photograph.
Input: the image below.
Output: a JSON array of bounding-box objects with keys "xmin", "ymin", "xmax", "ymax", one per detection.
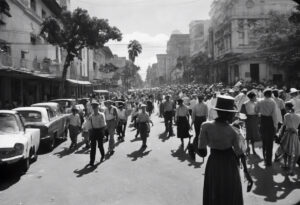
[
  {"xmin": 48, "ymin": 109, "xmax": 55, "ymax": 119},
  {"xmin": 18, "ymin": 111, "xmax": 42, "ymax": 122},
  {"xmin": 0, "ymin": 113, "xmax": 21, "ymax": 134}
]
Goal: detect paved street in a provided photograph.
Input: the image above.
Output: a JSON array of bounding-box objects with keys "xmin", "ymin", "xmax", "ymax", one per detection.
[{"xmin": 1, "ymin": 109, "xmax": 300, "ymax": 205}]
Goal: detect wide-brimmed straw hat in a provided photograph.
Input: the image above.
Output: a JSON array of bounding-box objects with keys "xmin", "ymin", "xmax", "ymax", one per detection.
[
  {"xmin": 290, "ymin": 88, "xmax": 298, "ymax": 94},
  {"xmin": 213, "ymin": 95, "xmax": 237, "ymax": 113}
]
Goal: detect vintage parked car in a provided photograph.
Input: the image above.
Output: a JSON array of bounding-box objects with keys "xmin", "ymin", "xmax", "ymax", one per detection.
[
  {"xmin": 0, "ymin": 110, "xmax": 40, "ymax": 172},
  {"xmin": 30, "ymin": 102, "xmax": 69, "ymax": 150},
  {"xmin": 14, "ymin": 107, "xmax": 66, "ymax": 151}
]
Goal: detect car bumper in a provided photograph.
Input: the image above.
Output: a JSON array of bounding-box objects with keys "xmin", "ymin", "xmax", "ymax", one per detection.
[{"xmin": 0, "ymin": 155, "xmax": 24, "ymax": 164}]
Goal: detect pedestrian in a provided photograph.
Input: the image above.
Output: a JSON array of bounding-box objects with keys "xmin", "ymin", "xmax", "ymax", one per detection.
[
  {"xmin": 198, "ymin": 95, "xmax": 246, "ymax": 205},
  {"xmin": 189, "ymin": 94, "xmax": 198, "ymax": 116},
  {"xmin": 289, "ymin": 88, "xmax": 300, "ymax": 115},
  {"xmin": 240, "ymin": 91, "xmax": 260, "ymax": 155},
  {"xmin": 104, "ymin": 100, "xmax": 119, "ymax": 155},
  {"xmin": 89, "ymin": 100, "xmax": 106, "ymax": 166},
  {"xmin": 162, "ymin": 95, "xmax": 175, "ymax": 137},
  {"xmin": 175, "ymin": 98, "xmax": 191, "ymax": 147},
  {"xmin": 255, "ymin": 88, "xmax": 278, "ymax": 167},
  {"xmin": 189, "ymin": 94, "xmax": 208, "ymax": 160},
  {"xmin": 81, "ymin": 111, "xmax": 90, "ymax": 149},
  {"xmin": 117, "ymin": 103, "xmax": 128, "ymax": 141},
  {"xmin": 136, "ymin": 104, "xmax": 153, "ymax": 148},
  {"xmin": 278, "ymin": 101, "xmax": 300, "ymax": 176},
  {"xmin": 67, "ymin": 106, "xmax": 81, "ymax": 150}
]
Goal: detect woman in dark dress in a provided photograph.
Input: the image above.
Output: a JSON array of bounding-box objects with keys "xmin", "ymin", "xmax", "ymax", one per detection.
[
  {"xmin": 175, "ymin": 99, "xmax": 191, "ymax": 147},
  {"xmin": 198, "ymin": 95, "xmax": 246, "ymax": 205}
]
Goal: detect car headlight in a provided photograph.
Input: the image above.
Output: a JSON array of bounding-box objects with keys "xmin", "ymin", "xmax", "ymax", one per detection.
[{"xmin": 14, "ymin": 143, "xmax": 24, "ymax": 155}]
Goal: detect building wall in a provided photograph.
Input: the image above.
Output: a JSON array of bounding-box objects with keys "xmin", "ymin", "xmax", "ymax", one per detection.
[
  {"xmin": 157, "ymin": 54, "xmax": 167, "ymax": 79},
  {"xmin": 189, "ymin": 20, "xmax": 210, "ymax": 56},
  {"xmin": 0, "ymin": 0, "xmax": 62, "ymax": 71}
]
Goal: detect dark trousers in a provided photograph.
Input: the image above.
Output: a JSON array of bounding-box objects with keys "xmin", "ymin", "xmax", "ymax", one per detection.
[
  {"xmin": 194, "ymin": 116, "xmax": 207, "ymax": 138},
  {"xmin": 164, "ymin": 111, "xmax": 174, "ymax": 136},
  {"xmin": 90, "ymin": 128, "xmax": 105, "ymax": 164},
  {"xmin": 260, "ymin": 116, "xmax": 275, "ymax": 165},
  {"xmin": 117, "ymin": 120, "xmax": 127, "ymax": 137}
]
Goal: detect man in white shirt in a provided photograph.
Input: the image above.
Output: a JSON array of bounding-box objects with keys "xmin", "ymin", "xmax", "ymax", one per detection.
[
  {"xmin": 117, "ymin": 103, "xmax": 128, "ymax": 141},
  {"xmin": 189, "ymin": 94, "xmax": 197, "ymax": 116},
  {"xmin": 89, "ymin": 101, "xmax": 106, "ymax": 166},
  {"xmin": 235, "ymin": 88, "xmax": 248, "ymax": 112},
  {"xmin": 104, "ymin": 100, "xmax": 119, "ymax": 155},
  {"xmin": 67, "ymin": 106, "xmax": 81, "ymax": 150},
  {"xmin": 290, "ymin": 88, "xmax": 300, "ymax": 115}
]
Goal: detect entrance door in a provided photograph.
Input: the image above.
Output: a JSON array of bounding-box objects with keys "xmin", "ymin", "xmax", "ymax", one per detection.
[{"xmin": 250, "ymin": 64, "xmax": 259, "ymax": 82}]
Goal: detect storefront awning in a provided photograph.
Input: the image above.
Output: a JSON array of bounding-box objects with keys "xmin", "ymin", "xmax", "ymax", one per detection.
[{"xmin": 66, "ymin": 79, "xmax": 92, "ymax": 85}]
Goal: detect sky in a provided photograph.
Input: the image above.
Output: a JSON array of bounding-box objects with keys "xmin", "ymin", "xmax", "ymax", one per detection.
[{"xmin": 71, "ymin": 0, "xmax": 214, "ymax": 80}]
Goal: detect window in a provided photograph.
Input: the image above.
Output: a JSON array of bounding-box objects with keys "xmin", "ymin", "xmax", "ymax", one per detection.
[
  {"xmin": 21, "ymin": 51, "xmax": 26, "ymax": 59},
  {"xmin": 30, "ymin": 34, "xmax": 36, "ymax": 44},
  {"xmin": 30, "ymin": 0, "xmax": 36, "ymax": 12},
  {"xmin": 42, "ymin": 9, "xmax": 46, "ymax": 19}
]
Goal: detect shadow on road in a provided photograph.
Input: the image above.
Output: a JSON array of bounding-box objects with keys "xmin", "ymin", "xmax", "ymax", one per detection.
[
  {"xmin": 158, "ymin": 132, "xmax": 170, "ymax": 142},
  {"xmin": 54, "ymin": 141, "xmax": 86, "ymax": 158},
  {"xmin": 248, "ymin": 155, "xmax": 300, "ymax": 203},
  {"xmin": 73, "ymin": 163, "xmax": 102, "ymax": 177},
  {"xmin": 0, "ymin": 165, "xmax": 22, "ymax": 191},
  {"xmin": 127, "ymin": 147, "xmax": 152, "ymax": 161},
  {"xmin": 130, "ymin": 137, "xmax": 142, "ymax": 142},
  {"xmin": 171, "ymin": 146, "xmax": 203, "ymax": 168}
]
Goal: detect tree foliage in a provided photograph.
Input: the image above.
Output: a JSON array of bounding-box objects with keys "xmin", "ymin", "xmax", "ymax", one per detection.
[
  {"xmin": 289, "ymin": 0, "xmax": 300, "ymax": 24},
  {"xmin": 40, "ymin": 8, "xmax": 122, "ymax": 95},
  {"xmin": 128, "ymin": 40, "xmax": 142, "ymax": 63},
  {"xmin": 253, "ymin": 11, "xmax": 299, "ymax": 49},
  {"xmin": 0, "ymin": 0, "xmax": 11, "ymax": 25}
]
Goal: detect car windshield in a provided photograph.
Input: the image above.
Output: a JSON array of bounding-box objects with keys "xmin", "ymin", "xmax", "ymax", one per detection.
[
  {"xmin": 0, "ymin": 113, "xmax": 21, "ymax": 134},
  {"xmin": 18, "ymin": 111, "xmax": 42, "ymax": 122}
]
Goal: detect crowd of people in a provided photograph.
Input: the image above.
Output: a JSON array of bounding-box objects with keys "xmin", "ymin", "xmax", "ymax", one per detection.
[{"xmin": 65, "ymin": 82, "xmax": 300, "ymax": 205}]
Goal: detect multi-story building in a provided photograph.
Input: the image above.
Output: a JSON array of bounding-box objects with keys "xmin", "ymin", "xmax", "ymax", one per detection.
[
  {"xmin": 209, "ymin": 0, "xmax": 296, "ymax": 84},
  {"xmin": 166, "ymin": 34, "xmax": 190, "ymax": 81},
  {"xmin": 146, "ymin": 63, "xmax": 159, "ymax": 87},
  {"xmin": 156, "ymin": 54, "xmax": 167, "ymax": 84},
  {"xmin": 189, "ymin": 20, "xmax": 211, "ymax": 56}
]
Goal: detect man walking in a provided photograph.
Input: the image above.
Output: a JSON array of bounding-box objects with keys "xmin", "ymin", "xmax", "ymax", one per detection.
[
  {"xmin": 255, "ymin": 88, "xmax": 278, "ymax": 167},
  {"xmin": 104, "ymin": 100, "xmax": 119, "ymax": 155},
  {"xmin": 89, "ymin": 101, "xmax": 106, "ymax": 166},
  {"xmin": 162, "ymin": 95, "xmax": 175, "ymax": 137}
]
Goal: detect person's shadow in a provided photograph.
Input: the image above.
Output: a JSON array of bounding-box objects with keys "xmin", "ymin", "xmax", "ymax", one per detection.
[
  {"xmin": 159, "ymin": 132, "xmax": 170, "ymax": 142},
  {"xmin": 171, "ymin": 145, "xmax": 203, "ymax": 168},
  {"xmin": 73, "ymin": 162, "xmax": 102, "ymax": 177},
  {"xmin": 127, "ymin": 147, "xmax": 152, "ymax": 161},
  {"xmin": 130, "ymin": 137, "xmax": 142, "ymax": 142},
  {"xmin": 54, "ymin": 141, "xmax": 85, "ymax": 158},
  {"xmin": 248, "ymin": 155, "xmax": 300, "ymax": 203}
]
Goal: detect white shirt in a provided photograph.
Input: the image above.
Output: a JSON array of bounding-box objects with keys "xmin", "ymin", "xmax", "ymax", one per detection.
[
  {"xmin": 189, "ymin": 99, "xmax": 197, "ymax": 110},
  {"xmin": 89, "ymin": 111, "xmax": 106, "ymax": 129},
  {"xmin": 118, "ymin": 109, "xmax": 127, "ymax": 120},
  {"xmin": 68, "ymin": 114, "xmax": 81, "ymax": 127}
]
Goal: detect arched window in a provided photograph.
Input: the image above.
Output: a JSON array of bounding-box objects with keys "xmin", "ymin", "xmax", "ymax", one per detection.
[{"xmin": 30, "ymin": 0, "xmax": 36, "ymax": 12}]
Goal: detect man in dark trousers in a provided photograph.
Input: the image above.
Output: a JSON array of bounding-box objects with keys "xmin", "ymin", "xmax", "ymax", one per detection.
[
  {"xmin": 89, "ymin": 101, "xmax": 106, "ymax": 166},
  {"xmin": 255, "ymin": 88, "xmax": 278, "ymax": 167},
  {"xmin": 162, "ymin": 95, "xmax": 175, "ymax": 137}
]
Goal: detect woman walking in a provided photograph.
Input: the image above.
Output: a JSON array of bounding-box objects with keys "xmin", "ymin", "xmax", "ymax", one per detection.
[
  {"xmin": 278, "ymin": 101, "xmax": 300, "ymax": 175},
  {"xmin": 136, "ymin": 104, "xmax": 153, "ymax": 148},
  {"xmin": 198, "ymin": 95, "xmax": 246, "ymax": 205},
  {"xmin": 240, "ymin": 91, "xmax": 260, "ymax": 155},
  {"xmin": 175, "ymin": 99, "xmax": 191, "ymax": 147}
]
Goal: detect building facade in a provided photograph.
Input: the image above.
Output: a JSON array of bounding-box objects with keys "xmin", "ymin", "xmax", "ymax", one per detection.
[
  {"xmin": 189, "ymin": 20, "xmax": 211, "ymax": 56},
  {"xmin": 209, "ymin": 0, "xmax": 296, "ymax": 84}
]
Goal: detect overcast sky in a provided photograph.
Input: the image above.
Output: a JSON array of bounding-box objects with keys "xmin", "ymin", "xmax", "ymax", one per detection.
[{"xmin": 71, "ymin": 0, "xmax": 214, "ymax": 79}]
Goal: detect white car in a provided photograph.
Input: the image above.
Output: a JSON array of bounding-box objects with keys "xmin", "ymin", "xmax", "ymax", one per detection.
[{"xmin": 0, "ymin": 110, "xmax": 40, "ymax": 172}]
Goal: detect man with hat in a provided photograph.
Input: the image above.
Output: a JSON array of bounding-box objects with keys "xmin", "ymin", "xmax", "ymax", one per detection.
[
  {"xmin": 255, "ymin": 88, "xmax": 278, "ymax": 167},
  {"xmin": 235, "ymin": 88, "xmax": 248, "ymax": 112},
  {"xmin": 162, "ymin": 94, "xmax": 175, "ymax": 137},
  {"xmin": 273, "ymin": 89, "xmax": 285, "ymax": 127},
  {"xmin": 116, "ymin": 102, "xmax": 128, "ymax": 141},
  {"xmin": 66, "ymin": 106, "xmax": 81, "ymax": 150},
  {"xmin": 104, "ymin": 100, "xmax": 119, "ymax": 155},
  {"xmin": 290, "ymin": 88, "xmax": 300, "ymax": 115},
  {"xmin": 89, "ymin": 100, "xmax": 106, "ymax": 166}
]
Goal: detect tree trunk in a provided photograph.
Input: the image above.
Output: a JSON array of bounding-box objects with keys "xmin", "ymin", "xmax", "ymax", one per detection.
[{"xmin": 60, "ymin": 54, "xmax": 71, "ymax": 97}]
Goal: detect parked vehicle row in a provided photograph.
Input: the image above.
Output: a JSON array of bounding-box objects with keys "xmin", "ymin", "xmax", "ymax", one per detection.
[{"xmin": 0, "ymin": 99, "xmax": 85, "ymax": 173}]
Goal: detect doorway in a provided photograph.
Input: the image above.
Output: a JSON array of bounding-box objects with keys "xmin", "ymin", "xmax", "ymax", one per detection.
[{"xmin": 250, "ymin": 64, "xmax": 259, "ymax": 82}]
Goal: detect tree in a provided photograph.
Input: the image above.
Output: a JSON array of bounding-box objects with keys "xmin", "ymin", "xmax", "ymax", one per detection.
[
  {"xmin": 128, "ymin": 40, "xmax": 142, "ymax": 63},
  {"xmin": 40, "ymin": 8, "xmax": 122, "ymax": 96},
  {"xmin": 189, "ymin": 52, "xmax": 212, "ymax": 83},
  {"xmin": 0, "ymin": 0, "xmax": 12, "ymax": 25},
  {"xmin": 253, "ymin": 10, "xmax": 298, "ymax": 49},
  {"xmin": 289, "ymin": 0, "xmax": 300, "ymax": 24}
]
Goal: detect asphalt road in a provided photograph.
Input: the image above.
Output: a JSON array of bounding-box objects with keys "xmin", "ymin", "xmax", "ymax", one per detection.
[{"xmin": 1, "ymin": 110, "xmax": 300, "ymax": 205}]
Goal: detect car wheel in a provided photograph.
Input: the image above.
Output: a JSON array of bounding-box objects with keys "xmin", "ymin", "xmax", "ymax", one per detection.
[
  {"xmin": 47, "ymin": 135, "xmax": 55, "ymax": 152},
  {"xmin": 31, "ymin": 147, "xmax": 38, "ymax": 162},
  {"xmin": 20, "ymin": 158, "xmax": 30, "ymax": 173}
]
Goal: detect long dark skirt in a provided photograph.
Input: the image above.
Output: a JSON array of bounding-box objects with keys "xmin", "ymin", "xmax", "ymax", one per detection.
[
  {"xmin": 245, "ymin": 115, "xmax": 260, "ymax": 142},
  {"xmin": 139, "ymin": 122, "xmax": 150, "ymax": 140},
  {"xmin": 203, "ymin": 148, "xmax": 243, "ymax": 205},
  {"xmin": 177, "ymin": 116, "xmax": 190, "ymax": 139}
]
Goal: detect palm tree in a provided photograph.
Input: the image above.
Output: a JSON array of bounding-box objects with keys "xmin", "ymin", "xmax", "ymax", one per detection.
[{"xmin": 128, "ymin": 40, "xmax": 142, "ymax": 63}]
